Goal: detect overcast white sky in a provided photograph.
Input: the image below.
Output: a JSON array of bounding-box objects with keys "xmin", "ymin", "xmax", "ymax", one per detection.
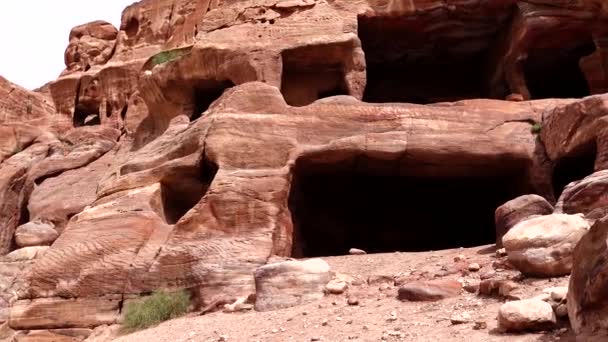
[{"xmin": 0, "ymin": 1, "xmax": 135, "ymax": 89}]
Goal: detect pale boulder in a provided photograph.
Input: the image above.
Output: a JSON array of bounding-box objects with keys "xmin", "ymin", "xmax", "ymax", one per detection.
[
  {"xmin": 14, "ymin": 222, "xmax": 58, "ymax": 247},
  {"xmin": 325, "ymin": 280, "xmax": 348, "ymax": 295},
  {"xmin": 498, "ymin": 299, "xmax": 556, "ymax": 332},
  {"xmin": 3, "ymin": 247, "xmax": 49, "ymax": 262},
  {"xmin": 502, "ymin": 214, "xmax": 590, "ymax": 276},
  {"xmin": 495, "ymin": 195, "xmax": 553, "ymax": 246},
  {"xmin": 348, "ymin": 248, "xmax": 366, "ymax": 255},
  {"xmin": 544, "ymin": 286, "xmax": 568, "ymax": 302},
  {"xmin": 254, "ymin": 259, "xmax": 331, "ymax": 312}
]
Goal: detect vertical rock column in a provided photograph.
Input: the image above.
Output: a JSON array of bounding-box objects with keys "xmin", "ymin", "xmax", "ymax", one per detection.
[{"xmin": 580, "ymin": 37, "xmax": 608, "ymax": 95}]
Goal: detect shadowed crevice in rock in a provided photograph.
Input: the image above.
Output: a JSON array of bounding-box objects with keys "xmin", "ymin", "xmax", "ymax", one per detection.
[
  {"xmin": 160, "ymin": 156, "xmax": 218, "ymax": 224},
  {"xmin": 289, "ymin": 153, "xmax": 534, "ymax": 257},
  {"xmin": 190, "ymin": 80, "xmax": 235, "ymax": 120},
  {"xmin": 73, "ymin": 105, "xmax": 101, "ymax": 127},
  {"xmin": 124, "ymin": 17, "xmax": 140, "ymax": 39},
  {"xmin": 357, "ymin": 8, "xmax": 598, "ymax": 104},
  {"xmin": 280, "ymin": 42, "xmax": 353, "ymax": 106},
  {"xmin": 357, "ymin": 11, "xmax": 509, "ymax": 103},
  {"xmin": 552, "ymin": 141, "xmax": 597, "ymax": 200},
  {"xmin": 524, "ymin": 39, "xmax": 596, "ymax": 100}
]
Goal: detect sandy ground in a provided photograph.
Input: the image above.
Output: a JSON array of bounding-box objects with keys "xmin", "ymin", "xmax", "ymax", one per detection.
[{"xmin": 89, "ymin": 246, "xmax": 575, "ymax": 342}]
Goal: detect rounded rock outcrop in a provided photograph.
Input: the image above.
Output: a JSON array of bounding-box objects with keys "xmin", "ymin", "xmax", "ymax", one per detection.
[
  {"xmin": 502, "ymin": 213, "xmax": 590, "ymax": 277},
  {"xmin": 495, "ymin": 194, "xmax": 554, "ymax": 247},
  {"xmin": 14, "ymin": 222, "xmax": 58, "ymax": 248}
]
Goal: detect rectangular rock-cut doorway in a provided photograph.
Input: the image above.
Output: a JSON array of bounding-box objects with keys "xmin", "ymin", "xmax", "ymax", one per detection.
[
  {"xmin": 288, "ymin": 154, "xmax": 534, "ymax": 257},
  {"xmin": 357, "ymin": 14, "xmax": 503, "ymax": 103},
  {"xmin": 280, "ymin": 43, "xmax": 352, "ymax": 107},
  {"xmin": 523, "ymin": 39, "xmax": 596, "ymax": 100}
]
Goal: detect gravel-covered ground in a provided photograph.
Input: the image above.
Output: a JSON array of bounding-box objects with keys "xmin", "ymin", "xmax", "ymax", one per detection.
[{"xmin": 87, "ymin": 245, "xmax": 574, "ymax": 342}]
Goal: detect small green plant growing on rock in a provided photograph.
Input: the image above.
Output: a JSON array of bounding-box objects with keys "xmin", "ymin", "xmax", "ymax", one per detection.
[
  {"xmin": 531, "ymin": 122, "xmax": 542, "ymax": 134},
  {"xmin": 149, "ymin": 48, "xmax": 189, "ymax": 67},
  {"xmin": 123, "ymin": 290, "xmax": 190, "ymax": 331}
]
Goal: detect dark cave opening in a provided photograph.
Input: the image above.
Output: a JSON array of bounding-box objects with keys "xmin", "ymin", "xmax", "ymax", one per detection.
[
  {"xmin": 190, "ymin": 80, "xmax": 235, "ymax": 120},
  {"xmin": 281, "ymin": 44, "xmax": 350, "ymax": 106},
  {"xmin": 358, "ymin": 15, "xmax": 496, "ymax": 104},
  {"xmin": 552, "ymin": 142, "xmax": 597, "ymax": 199},
  {"xmin": 124, "ymin": 17, "xmax": 140, "ymax": 38},
  {"xmin": 289, "ymin": 155, "xmax": 533, "ymax": 257},
  {"xmin": 73, "ymin": 103, "xmax": 101, "ymax": 127},
  {"xmin": 160, "ymin": 158, "xmax": 218, "ymax": 224},
  {"xmin": 524, "ymin": 40, "xmax": 596, "ymax": 99},
  {"xmin": 120, "ymin": 105, "xmax": 128, "ymax": 120},
  {"xmin": 362, "ymin": 55, "xmax": 489, "ymax": 104}
]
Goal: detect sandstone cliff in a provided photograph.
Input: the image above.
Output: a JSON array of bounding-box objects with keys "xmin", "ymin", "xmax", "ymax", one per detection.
[{"xmin": 1, "ymin": 0, "xmax": 608, "ymax": 339}]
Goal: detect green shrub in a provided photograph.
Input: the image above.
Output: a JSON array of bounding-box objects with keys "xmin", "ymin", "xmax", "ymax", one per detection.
[
  {"xmin": 150, "ymin": 49, "xmax": 188, "ymax": 67},
  {"xmin": 123, "ymin": 290, "xmax": 190, "ymax": 331},
  {"xmin": 531, "ymin": 122, "xmax": 542, "ymax": 134}
]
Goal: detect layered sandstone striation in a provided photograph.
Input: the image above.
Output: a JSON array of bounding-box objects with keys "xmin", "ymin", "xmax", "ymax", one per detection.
[{"xmin": 1, "ymin": 0, "xmax": 608, "ymax": 335}]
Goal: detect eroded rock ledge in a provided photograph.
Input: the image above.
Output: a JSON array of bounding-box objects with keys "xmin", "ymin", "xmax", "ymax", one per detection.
[{"xmin": 1, "ymin": 0, "xmax": 608, "ymax": 335}]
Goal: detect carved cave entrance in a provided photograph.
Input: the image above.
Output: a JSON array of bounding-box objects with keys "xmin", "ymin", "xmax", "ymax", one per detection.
[
  {"xmin": 358, "ymin": 15, "xmax": 497, "ymax": 104},
  {"xmin": 552, "ymin": 142, "xmax": 597, "ymax": 199},
  {"xmin": 160, "ymin": 158, "xmax": 218, "ymax": 224},
  {"xmin": 281, "ymin": 43, "xmax": 351, "ymax": 106},
  {"xmin": 190, "ymin": 80, "xmax": 235, "ymax": 120},
  {"xmin": 289, "ymin": 154, "xmax": 534, "ymax": 257},
  {"xmin": 524, "ymin": 39, "xmax": 596, "ymax": 99},
  {"xmin": 358, "ymin": 15, "xmax": 596, "ymax": 103},
  {"xmin": 73, "ymin": 103, "xmax": 101, "ymax": 127}
]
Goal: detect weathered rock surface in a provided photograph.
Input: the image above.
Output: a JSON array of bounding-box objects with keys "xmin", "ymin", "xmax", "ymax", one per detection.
[
  {"xmin": 495, "ymin": 195, "xmax": 553, "ymax": 246},
  {"xmin": 254, "ymin": 259, "xmax": 330, "ymax": 312},
  {"xmin": 0, "ymin": 76, "xmax": 58, "ymax": 130},
  {"xmin": 14, "ymin": 221, "xmax": 58, "ymax": 247},
  {"xmin": 63, "ymin": 21, "xmax": 118, "ymax": 75},
  {"xmin": 0, "ymin": 255, "xmax": 34, "ymax": 325},
  {"xmin": 9, "ymin": 296, "xmax": 120, "ymax": 330},
  {"xmin": 0, "ymin": 0, "xmax": 608, "ymax": 333},
  {"xmin": 541, "ymin": 95, "xmax": 608, "ymax": 173},
  {"xmin": 502, "ymin": 213, "xmax": 590, "ymax": 276},
  {"xmin": 556, "ymin": 170, "xmax": 608, "ymax": 218},
  {"xmin": 397, "ymin": 280, "xmax": 462, "ymax": 302},
  {"xmin": 568, "ymin": 217, "xmax": 608, "ymax": 340},
  {"xmin": 497, "ymin": 299, "xmax": 556, "ymax": 332},
  {"xmin": 12, "ymin": 328, "xmax": 92, "ymax": 342},
  {"xmin": 3, "ymin": 247, "xmax": 49, "ymax": 263}
]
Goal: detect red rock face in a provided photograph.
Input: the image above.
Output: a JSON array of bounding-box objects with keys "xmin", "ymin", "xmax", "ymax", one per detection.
[
  {"xmin": 63, "ymin": 21, "xmax": 118, "ymax": 75},
  {"xmin": 1, "ymin": 0, "xmax": 608, "ymax": 332}
]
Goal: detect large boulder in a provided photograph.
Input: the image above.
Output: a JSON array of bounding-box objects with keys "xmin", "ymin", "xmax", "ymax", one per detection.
[
  {"xmin": 495, "ymin": 194, "xmax": 554, "ymax": 246},
  {"xmin": 502, "ymin": 214, "xmax": 590, "ymax": 276},
  {"xmin": 14, "ymin": 222, "xmax": 58, "ymax": 248},
  {"xmin": 568, "ymin": 216, "xmax": 608, "ymax": 341},
  {"xmin": 498, "ymin": 299, "xmax": 556, "ymax": 332},
  {"xmin": 63, "ymin": 21, "xmax": 118, "ymax": 75},
  {"xmin": 3, "ymin": 0, "xmax": 608, "ymax": 334},
  {"xmin": 556, "ymin": 170, "xmax": 608, "ymax": 218},
  {"xmin": 254, "ymin": 259, "xmax": 331, "ymax": 312}
]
